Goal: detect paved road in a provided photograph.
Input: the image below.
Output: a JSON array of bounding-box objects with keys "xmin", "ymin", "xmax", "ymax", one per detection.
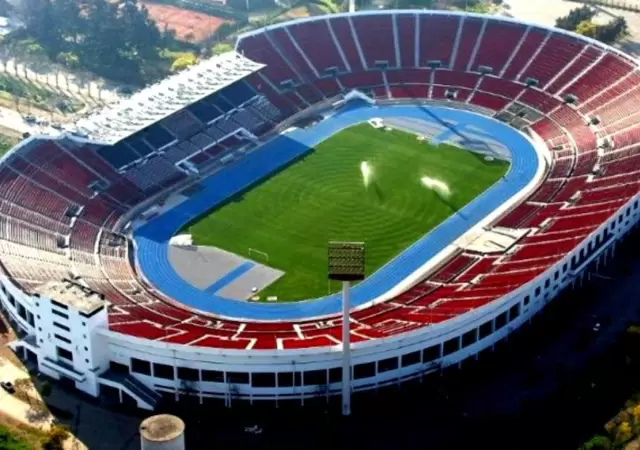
[
  {"xmin": 0, "ymin": 56, "xmax": 129, "ymax": 137},
  {"xmin": 0, "ymin": 106, "xmax": 65, "ymax": 139},
  {"xmin": 0, "ymin": 106, "xmax": 32, "ymax": 134}
]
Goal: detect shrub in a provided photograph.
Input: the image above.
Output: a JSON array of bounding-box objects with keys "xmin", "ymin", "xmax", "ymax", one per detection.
[
  {"xmin": 581, "ymin": 435, "xmax": 612, "ymax": 450},
  {"xmin": 556, "ymin": 5, "xmax": 595, "ymax": 31},
  {"xmin": 576, "ymin": 20, "xmax": 598, "ymax": 38},
  {"xmin": 0, "ymin": 424, "xmax": 32, "ymax": 450},
  {"xmin": 614, "ymin": 421, "xmax": 633, "ymax": 446},
  {"xmin": 0, "ymin": 135, "xmax": 16, "ymax": 156},
  {"xmin": 212, "ymin": 42, "xmax": 233, "ymax": 55},
  {"xmin": 170, "ymin": 53, "xmax": 198, "ymax": 72},
  {"xmin": 42, "ymin": 425, "xmax": 69, "ymax": 450},
  {"xmin": 39, "ymin": 380, "xmax": 51, "ymax": 398}
]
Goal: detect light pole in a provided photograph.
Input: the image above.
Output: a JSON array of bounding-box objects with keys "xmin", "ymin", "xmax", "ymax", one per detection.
[{"xmin": 328, "ymin": 241, "xmax": 365, "ymax": 416}]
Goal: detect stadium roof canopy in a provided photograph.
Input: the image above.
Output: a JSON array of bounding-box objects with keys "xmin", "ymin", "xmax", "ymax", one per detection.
[{"xmin": 74, "ymin": 52, "xmax": 264, "ymax": 145}]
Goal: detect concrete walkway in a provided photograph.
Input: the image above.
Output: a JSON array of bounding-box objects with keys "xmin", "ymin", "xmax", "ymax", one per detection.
[{"xmin": 1, "ymin": 58, "xmax": 124, "ymax": 105}]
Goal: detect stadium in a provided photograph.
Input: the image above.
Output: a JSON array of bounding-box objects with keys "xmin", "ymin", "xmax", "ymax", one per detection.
[{"xmin": 0, "ymin": 10, "xmax": 638, "ymax": 412}]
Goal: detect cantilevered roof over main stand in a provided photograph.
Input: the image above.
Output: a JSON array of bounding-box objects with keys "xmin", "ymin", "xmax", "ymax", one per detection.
[{"xmin": 74, "ymin": 52, "xmax": 264, "ymax": 145}]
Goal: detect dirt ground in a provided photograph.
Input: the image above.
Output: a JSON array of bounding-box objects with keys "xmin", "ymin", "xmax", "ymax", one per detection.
[
  {"xmin": 0, "ymin": 314, "xmax": 23, "ymax": 369},
  {"xmin": 0, "ymin": 125, "xmax": 21, "ymax": 142},
  {"xmin": 141, "ymin": 1, "xmax": 231, "ymax": 43}
]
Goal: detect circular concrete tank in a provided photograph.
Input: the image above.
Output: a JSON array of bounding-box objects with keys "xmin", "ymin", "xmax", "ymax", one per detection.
[{"xmin": 140, "ymin": 414, "xmax": 185, "ymax": 450}]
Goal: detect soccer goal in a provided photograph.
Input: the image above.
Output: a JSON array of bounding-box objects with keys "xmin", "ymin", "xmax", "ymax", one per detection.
[{"xmin": 248, "ymin": 248, "xmax": 269, "ymax": 263}]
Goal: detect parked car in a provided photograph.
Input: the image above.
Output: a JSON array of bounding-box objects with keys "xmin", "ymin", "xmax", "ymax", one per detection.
[
  {"xmin": 1, "ymin": 381, "xmax": 15, "ymax": 393},
  {"xmin": 244, "ymin": 425, "xmax": 262, "ymax": 435}
]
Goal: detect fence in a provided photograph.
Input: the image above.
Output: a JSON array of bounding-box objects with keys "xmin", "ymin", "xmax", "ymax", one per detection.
[{"xmin": 571, "ymin": 0, "xmax": 640, "ymax": 12}]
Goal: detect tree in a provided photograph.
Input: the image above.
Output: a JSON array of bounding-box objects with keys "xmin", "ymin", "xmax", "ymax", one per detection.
[
  {"xmin": 555, "ymin": 7, "xmax": 628, "ymax": 45},
  {"xmin": 20, "ymin": 0, "xmax": 63, "ymax": 55},
  {"xmin": 211, "ymin": 22, "xmax": 240, "ymax": 42},
  {"xmin": 183, "ymin": 32, "xmax": 195, "ymax": 44},
  {"xmin": 81, "ymin": 0, "xmax": 127, "ymax": 72},
  {"xmin": 212, "ymin": 42, "xmax": 233, "ymax": 55},
  {"xmin": 312, "ymin": 0, "xmax": 340, "ymax": 13},
  {"xmin": 394, "ymin": 0, "xmax": 433, "ymax": 9},
  {"xmin": 170, "ymin": 53, "xmax": 197, "ymax": 72},
  {"xmin": 161, "ymin": 23, "xmax": 177, "ymax": 48},
  {"xmin": 576, "ymin": 20, "xmax": 598, "ymax": 38},
  {"xmin": 14, "ymin": 0, "xmax": 172, "ymax": 86},
  {"xmin": 0, "ymin": 39, "xmax": 16, "ymax": 72},
  {"xmin": 54, "ymin": 0, "xmax": 84, "ymax": 46},
  {"xmin": 56, "ymin": 52, "xmax": 80, "ymax": 70},
  {"xmin": 95, "ymin": 79, "xmax": 105, "ymax": 102},
  {"xmin": 0, "ymin": 135, "xmax": 16, "ymax": 155},
  {"xmin": 555, "ymin": 5, "xmax": 595, "ymax": 31},
  {"xmin": 119, "ymin": 0, "xmax": 162, "ymax": 61},
  {"xmin": 595, "ymin": 17, "xmax": 629, "ymax": 44}
]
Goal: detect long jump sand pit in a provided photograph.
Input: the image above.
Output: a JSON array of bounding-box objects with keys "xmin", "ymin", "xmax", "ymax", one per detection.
[{"xmin": 141, "ymin": 2, "xmax": 231, "ymax": 43}]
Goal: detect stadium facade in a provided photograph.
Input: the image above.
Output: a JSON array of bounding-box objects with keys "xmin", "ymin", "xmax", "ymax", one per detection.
[{"xmin": 0, "ymin": 11, "xmax": 638, "ymax": 410}]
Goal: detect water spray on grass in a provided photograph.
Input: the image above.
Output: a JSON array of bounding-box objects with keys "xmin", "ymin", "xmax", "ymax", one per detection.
[
  {"xmin": 360, "ymin": 161, "xmax": 373, "ymax": 188},
  {"xmin": 420, "ymin": 176, "xmax": 451, "ymax": 199}
]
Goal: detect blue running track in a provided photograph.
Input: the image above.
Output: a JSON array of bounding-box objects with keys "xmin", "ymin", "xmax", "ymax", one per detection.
[{"xmin": 133, "ymin": 103, "xmax": 539, "ymax": 321}]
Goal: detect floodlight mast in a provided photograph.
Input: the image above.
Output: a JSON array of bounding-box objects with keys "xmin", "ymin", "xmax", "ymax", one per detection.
[
  {"xmin": 341, "ymin": 280, "xmax": 351, "ymax": 416},
  {"xmin": 328, "ymin": 241, "xmax": 365, "ymax": 417}
]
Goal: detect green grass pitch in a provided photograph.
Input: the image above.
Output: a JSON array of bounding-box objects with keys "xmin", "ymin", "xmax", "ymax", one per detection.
[{"xmin": 188, "ymin": 123, "xmax": 509, "ymax": 301}]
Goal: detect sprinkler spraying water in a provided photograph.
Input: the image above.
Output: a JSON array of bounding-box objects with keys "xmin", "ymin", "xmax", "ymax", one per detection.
[
  {"xmin": 420, "ymin": 176, "xmax": 451, "ymax": 199},
  {"xmin": 360, "ymin": 161, "xmax": 373, "ymax": 188}
]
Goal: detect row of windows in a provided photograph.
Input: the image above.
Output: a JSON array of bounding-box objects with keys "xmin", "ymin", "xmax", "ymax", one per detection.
[
  {"xmin": 567, "ymin": 200, "xmax": 638, "ymax": 272},
  {"xmin": 50, "ymin": 299, "xmax": 69, "ymax": 311},
  {"xmin": 0, "ymin": 284, "xmax": 35, "ymax": 327},
  {"xmin": 57, "ymin": 346, "xmax": 73, "ymax": 362},
  {"xmin": 51, "ymin": 309, "xmax": 69, "ymax": 320},
  {"xmin": 126, "ymin": 302, "xmax": 526, "ymax": 389},
  {"xmin": 53, "ymin": 322, "xmax": 70, "ymax": 332},
  {"xmin": 54, "ymin": 334, "xmax": 71, "ymax": 345}
]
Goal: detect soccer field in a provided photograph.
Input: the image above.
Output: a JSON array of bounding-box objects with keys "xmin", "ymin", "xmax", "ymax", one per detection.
[{"xmin": 188, "ymin": 123, "xmax": 509, "ymax": 301}]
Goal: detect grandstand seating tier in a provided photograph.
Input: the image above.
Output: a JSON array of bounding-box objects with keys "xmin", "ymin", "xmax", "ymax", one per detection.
[{"xmin": 0, "ymin": 12, "xmax": 638, "ymax": 351}]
